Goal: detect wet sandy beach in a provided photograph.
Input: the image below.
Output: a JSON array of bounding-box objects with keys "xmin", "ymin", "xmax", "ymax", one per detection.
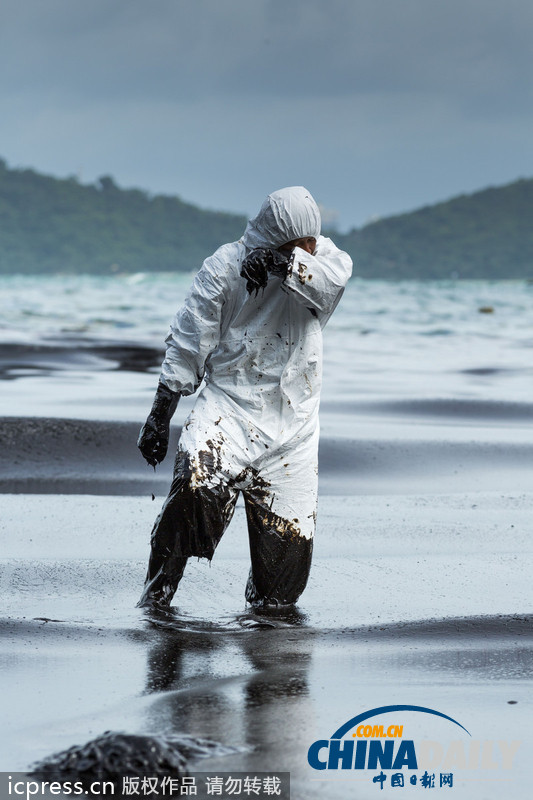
[{"xmin": 1, "ymin": 278, "xmax": 533, "ymax": 798}]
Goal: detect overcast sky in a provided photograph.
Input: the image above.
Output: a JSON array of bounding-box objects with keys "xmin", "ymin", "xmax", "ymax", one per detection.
[{"xmin": 1, "ymin": 0, "xmax": 532, "ymax": 229}]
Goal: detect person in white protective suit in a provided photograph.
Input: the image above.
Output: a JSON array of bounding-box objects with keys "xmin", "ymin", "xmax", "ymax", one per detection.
[{"xmin": 137, "ymin": 186, "xmax": 352, "ymax": 608}]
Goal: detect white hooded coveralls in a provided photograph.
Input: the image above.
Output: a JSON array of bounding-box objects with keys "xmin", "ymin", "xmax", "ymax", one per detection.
[{"xmin": 142, "ymin": 187, "xmax": 352, "ymax": 605}]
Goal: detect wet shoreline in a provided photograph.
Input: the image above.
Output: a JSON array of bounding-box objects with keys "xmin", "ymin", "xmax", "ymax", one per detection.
[{"xmin": 2, "ymin": 274, "xmax": 533, "ymax": 797}]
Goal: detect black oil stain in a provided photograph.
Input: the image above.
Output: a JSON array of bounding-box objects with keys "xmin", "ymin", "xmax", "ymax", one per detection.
[
  {"xmin": 231, "ymin": 466, "xmax": 272, "ymax": 506},
  {"xmin": 29, "ymin": 732, "xmax": 237, "ymax": 794},
  {"xmin": 244, "ymin": 502, "xmax": 313, "ymax": 607},
  {"xmin": 196, "ymin": 437, "xmax": 223, "ymax": 481},
  {"xmin": 0, "ymin": 342, "xmax": 163, "ymax": 380},
  {"xmin": 297, "ymin": 262, "xmax": 307, "ymax": 285}
]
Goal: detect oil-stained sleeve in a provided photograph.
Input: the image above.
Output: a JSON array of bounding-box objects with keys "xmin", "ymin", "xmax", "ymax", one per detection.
[
  {"xmin": 282, "ymin": 236, "xmax": 353, "ymax": 325},
  {"xmin": 160, "ymin": 252, "xmax": 229, "ymax": 395}
]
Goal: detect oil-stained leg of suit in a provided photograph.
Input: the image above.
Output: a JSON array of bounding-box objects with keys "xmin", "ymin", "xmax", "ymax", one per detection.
[
  {"xmin": 244, "ymin": 495, "xmax": 314, "ymax": 606},
  {"xmin": 137, "ymin": 449, "xmax": 239, "ymax": 607},
  {"xmin": 242, "ymin": 430, "xmax": 318, "ymax": 606}
]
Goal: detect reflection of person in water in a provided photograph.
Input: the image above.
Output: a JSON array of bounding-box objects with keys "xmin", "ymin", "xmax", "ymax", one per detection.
[
  {"xmin": 137, "ymin": 186, "xmax": 352, "ymax": 609},
  {"xmin": 143, "ymin": 621, "xmax": 312, "ymax": 773}
]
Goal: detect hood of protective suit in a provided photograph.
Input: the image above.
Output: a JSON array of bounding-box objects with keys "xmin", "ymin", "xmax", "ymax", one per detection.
[{"xmin": 242, "ymin": 186, "xmax": 321, "ymax": 250}]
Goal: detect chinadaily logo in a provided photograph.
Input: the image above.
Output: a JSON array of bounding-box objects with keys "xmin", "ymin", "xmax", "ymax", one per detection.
[{"xmin": 308, "ymin": 705, "xmax": 521, "ymax": 790}]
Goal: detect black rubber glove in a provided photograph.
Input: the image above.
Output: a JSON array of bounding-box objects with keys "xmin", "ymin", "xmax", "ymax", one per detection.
[
  {"xmin": 240, "ymin": 248, "xmax": 291, "ymax": 295},
  {"xmin": 137, "ymin": 381, "xmax": 180, "ymax": 467}
]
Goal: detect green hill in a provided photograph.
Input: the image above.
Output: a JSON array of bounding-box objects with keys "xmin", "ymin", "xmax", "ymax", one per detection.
[
  {"xmin": 1, "ymin": 157, "xmax": 532, "ymax": 278},
  {"xmin": 336, "ymin": 179, "xmax": 533, "ymax": 279},
  {"xmin": 0, "ymin": 159, "xmax": 246, "ymax": 274}
]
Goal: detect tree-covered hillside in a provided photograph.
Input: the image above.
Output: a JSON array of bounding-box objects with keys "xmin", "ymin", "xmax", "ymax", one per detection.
[
  {"xmin": 1, "ymin": 157, "xmax": 532, "ymax": 278},
  {"xmin": 336, "ymin": 179, "xmax": 533, "ymax": 279},
  {"xmin": 0, "ymin": 159, "xmax": 246, "ymax": 274}
]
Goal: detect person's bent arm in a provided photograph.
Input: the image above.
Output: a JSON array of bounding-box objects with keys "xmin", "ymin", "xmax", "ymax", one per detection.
[
  {"xmin": 281, "ymin": 236, "xmax": 353, "ymax": 322},
  {"xmin": 240, "ymin": 236, "xmax": 352, "ymax": 323}
]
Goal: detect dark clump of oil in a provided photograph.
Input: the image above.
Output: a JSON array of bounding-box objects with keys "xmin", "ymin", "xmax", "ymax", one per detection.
[
  {"xmin": 30, "ymin": 732, "xmax": 239, "ymax": 797},
  {"xmin": 29, "ymin": 732, "xmax": 188, "ymax": 795}
]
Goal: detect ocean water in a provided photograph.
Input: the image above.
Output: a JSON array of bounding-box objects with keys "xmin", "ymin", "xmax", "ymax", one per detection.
[{"xmin": 1, "ymin": 274, "xmax": 532, "ymax": 424}]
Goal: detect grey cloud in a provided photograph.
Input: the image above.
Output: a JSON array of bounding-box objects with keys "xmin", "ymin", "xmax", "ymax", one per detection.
[{"xmin": 1, "ymin": 0, "xmax": 532, "ymax": 111}]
